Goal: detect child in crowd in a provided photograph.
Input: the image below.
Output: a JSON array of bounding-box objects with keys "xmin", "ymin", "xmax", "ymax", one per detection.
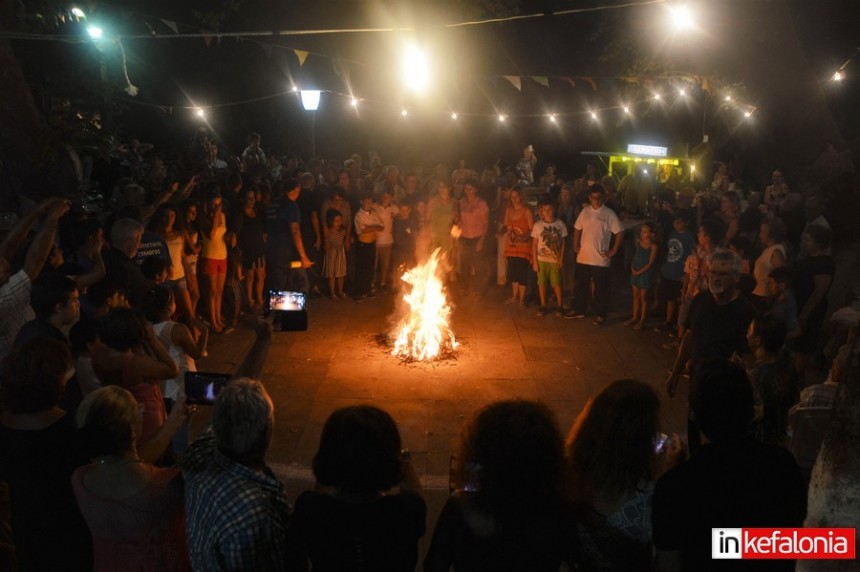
[
  {"xmin": 392, "ymin": 201, "xmax": 417, "ymax": 289},
  {"xmin": 531, "ymin": 199, "xmax": 567, "ymax": 316},
  {"xmin": 353, "ymin": 193, "xmax": 384, "ymax": 300},
  {"xmin": 656, "ymin": 213, "xmax": 696, "ymax": 333},
  {"xmin": 222, "ymin": 247, "xmax": 244, "ymax": 332},
  {"xmin": 374, "ymin": 189, "xmax": 398, "ymax": 292},
  {"xmin": 144, "ymin": 285, "xmax": 208, "ymax": 411},
  {"xmin": 767, "ymin": 266, "xmax": 801, "ymax": 339},
  {"xmin": 626, "ymin": 222, "xmax": 658, "ymax": 329},
  {"xmin": 322, "ymin": 209, "xmax": 347, "ymax": 300},
  {"xmin": 141, "ymin": 256, "xmax": 169, "ymax": 286}
]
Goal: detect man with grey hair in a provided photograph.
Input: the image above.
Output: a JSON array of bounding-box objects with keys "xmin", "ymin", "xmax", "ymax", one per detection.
[
  {"xmin": 103, "ymin": 218, "xmax": 148, "ymax": 309},
  {"xmin": 666, "ymin": 249, "xmax": 756, "ymax": 450},
  {"xmin": 183, "ymin": 377, "xmax": 290, "ymax": 571}
]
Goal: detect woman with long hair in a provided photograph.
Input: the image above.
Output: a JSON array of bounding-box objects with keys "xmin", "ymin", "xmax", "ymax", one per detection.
[
  {"xmin": 149, "ymin": 204, "xmax": 205, "ymax": 339},
  {"xmin": 198, "ymin": 191, "xmax": 228, "ymax": 333},
  {"xmin": 424, "ymin": 400, "xmax": 572, "ymax": 571},
  {"xmin": 565, "ymin": 380, "xmax": 683, "ymax": 570}
]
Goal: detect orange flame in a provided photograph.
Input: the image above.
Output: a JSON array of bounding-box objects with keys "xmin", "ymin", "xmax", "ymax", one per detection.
[{"xmin": 391, "ymin": 248, "xmax": 458, "ymax": 361}]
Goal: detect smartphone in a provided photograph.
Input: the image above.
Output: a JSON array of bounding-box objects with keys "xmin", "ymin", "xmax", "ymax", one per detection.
[
  {"xmin": 267, "ymin": 290, "xmax": 306, "ymax": 312},
  {"xmin": 654, "ymin": 432, "xmax": 669, "ymax": 454},
  {"xmin": 185, "ymin": 372, "xmax": 232, "ymax": 406}
]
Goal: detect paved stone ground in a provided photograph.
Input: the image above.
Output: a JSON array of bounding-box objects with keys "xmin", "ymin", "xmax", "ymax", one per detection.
[{"xmin": 197, "ymin": 272, "xmax": 690, "ymax": 561}]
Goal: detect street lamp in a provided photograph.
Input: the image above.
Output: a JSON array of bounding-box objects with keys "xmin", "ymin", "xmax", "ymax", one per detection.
[
  {"xmin": 87, "ymin": 25, "xmax": 103, "ymax": 39},
  {"xmin": 300, "ymin": 90, "xmax": 321, "ymax": 158}
]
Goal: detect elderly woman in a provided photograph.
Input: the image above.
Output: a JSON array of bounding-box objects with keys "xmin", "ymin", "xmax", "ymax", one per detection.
[
  {"xmin": 424, "ymin": 400, "xmax": 573, "ymax": 571},
  {"xmin": 73, "ymin": 386, "xmax": 190, "ymax": 571},
  {"xmin": 0, "ymin": 338, "xmax": 92, "ymax": 570}
]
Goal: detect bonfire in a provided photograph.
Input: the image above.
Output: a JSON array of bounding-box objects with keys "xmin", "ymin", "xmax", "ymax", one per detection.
[{"xmin": 391, "ymin": 248, "xmax": 458, "ymax": 362}]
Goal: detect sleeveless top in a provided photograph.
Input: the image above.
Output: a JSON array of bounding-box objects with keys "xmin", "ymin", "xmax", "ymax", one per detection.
[
  {"xmin": 164, "ymin": 235, "xmax": 185, "ymax": 281},
  {"xmin": 152, "ymin": 321, "xmax": 195, "ymax": 401},
  {"xmin": 504, "ymin": 208, "xmax": 533, "ymax": 260},
  {"xmin": 121, "ymin": 353, "xmax": 167, "ymax": 444},
  {"xmin": 429, "ymin": 199, "xmax": 454, "ymax": 250},
  {"xmin": 201, "ymin": 217, "xmax": 227, "ymax": 260},
  {"xmin": 752, "ymin": 243, "xmax": 785, "ymax": 296}
]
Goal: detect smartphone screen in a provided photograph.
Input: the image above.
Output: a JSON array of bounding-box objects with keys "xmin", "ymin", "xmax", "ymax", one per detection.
[
  {"xmin": 185, "ymin": 372, "xmax": 232, "ymax": 406},
  {"xmin": 268, "ymin": 290, "xmax": 306, "ymax": 312},
  {"xmin": 654, "ymin": 432, "xmax": 669, "ymax": 454}
]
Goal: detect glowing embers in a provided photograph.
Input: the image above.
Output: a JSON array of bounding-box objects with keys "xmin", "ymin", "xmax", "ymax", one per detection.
[{"xmin": 391, "ymin": 248, "xmax": 458, "ymax": 362}]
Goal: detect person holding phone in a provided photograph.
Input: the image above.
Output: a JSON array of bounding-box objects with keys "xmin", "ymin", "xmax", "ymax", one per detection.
[{"xmin": 565, "ymin": 380, "xmax": 684, "ymax": 570}]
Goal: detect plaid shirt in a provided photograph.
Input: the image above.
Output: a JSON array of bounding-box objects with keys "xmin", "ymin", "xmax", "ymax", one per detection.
[
  {"xmin": 0, "ymin": 270, "xmax": 34, "ymax": 363},
  {"xmin": 183, "ymin": 431, "xmax": 290, "ymax": 571}
]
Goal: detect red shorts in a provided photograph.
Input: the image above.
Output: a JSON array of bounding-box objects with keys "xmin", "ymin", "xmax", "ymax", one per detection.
[{"xmin": 200, "ymin": 257, "xmax": 227, "ymax": 276}]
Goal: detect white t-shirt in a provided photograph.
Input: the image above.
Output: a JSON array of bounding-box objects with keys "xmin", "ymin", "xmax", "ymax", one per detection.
[
  {"xmin": 531, "ymin": 219, "xmax": 568, "ymax": 263},
  {"xmin": 574, "ymin": 205, "xmax": 624, "ymax": 267},
  {"xmin": 374, "ymin": 204, "xmax": 398, "ymax": 246}
]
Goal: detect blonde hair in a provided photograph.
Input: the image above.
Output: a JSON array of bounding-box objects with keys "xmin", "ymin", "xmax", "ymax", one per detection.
[{"xmin": 76, "ymin": 386, "xmax": 140, "ymax": 457}]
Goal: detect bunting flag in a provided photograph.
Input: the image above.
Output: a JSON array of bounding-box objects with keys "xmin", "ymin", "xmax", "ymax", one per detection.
[
  {"xmin": 503, "ymin": 76, "xmax": 522, "ymax": 91},
  {"xmin": 160, "ymin": 19, "xmax": 178, "ymax": 34},
  {"xmin": 294, "ymin": 49, "xmax": 310, "ymax": 67},
  {"xmin": 580, "ymin": 77, "xmax": 597, "ymax": 91},
  {"xmin": 561, "ymin": 77, "xmax": 576, "ymax": 89},
  {"xmin": 531, "ymin": 76, "xmax": 550, "ymax": 88}
]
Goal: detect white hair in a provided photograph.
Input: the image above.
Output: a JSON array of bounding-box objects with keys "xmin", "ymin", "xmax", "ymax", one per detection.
[{"xmin": 212, "ymin": 377, "xmax": 273, "ymax": 464}]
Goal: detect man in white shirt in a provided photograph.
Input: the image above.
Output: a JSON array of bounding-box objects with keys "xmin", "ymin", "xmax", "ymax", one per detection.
[{"xmin": 567, "ymin": 184, "xmax": 624, "ymax": 325}]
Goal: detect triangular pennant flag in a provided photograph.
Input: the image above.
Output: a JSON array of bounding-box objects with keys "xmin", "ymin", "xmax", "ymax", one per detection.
[
  {"xmin": 562, "ymin": 77, "xmax": 576, "ymax": 89},
  {"xmin": 503, "ymin": 76, "xmax": 522, "ymax": 91},
  {"xmin": 532, "ymin": 76, "xmax": 549, "ymax": 88},
  {"xmin": 160, "ymin": 19, "xmax": 178, "ymax": 34},
  {"xmin": 581, "ymin": 77, "xmax": 597, "ymax": 91},
  {"xmin": 294, "ymin": 49, "xmax": 310, "ymax": 67}
]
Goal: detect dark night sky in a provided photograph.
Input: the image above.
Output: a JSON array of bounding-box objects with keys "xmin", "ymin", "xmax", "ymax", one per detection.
[{"xmin": 13, "ymin": 0, "xmax": 860, "ymax": 176}]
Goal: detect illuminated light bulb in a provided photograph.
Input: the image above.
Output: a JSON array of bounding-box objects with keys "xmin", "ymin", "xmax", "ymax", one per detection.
[
  {"xmin": 653, "ymin": 93, "xmax": 662, "ymax": 101},
  {"xmin": 401, "ymin": 109, "xmax": 408, "ymax": 117},
  {"xmin": 669, "ymin": 5, "xmax": 694, "ymax": 31},
  {"xmin": 87, "ymin": 25, "xmax": 103, "ymax": 39},
  {"xmin": 402, "ymin": 45, "xmax": 430, "ymax": 92},
  {"xmin": 590, "ymin": 111, "xmax": 598, "ymax": 119},
  {"xmin": 623, "ymin": 106, "xmax": 630, "ymax": 114},
  {"xmin": 549, "ymin": 114, "xmax": 557, "ymax": 123},
  {"xmin": 690, "ymin": 165, "xmax": 696, "ymax": 172},
  {"xmin": 195, "ymin": 108, "xmax": 206, "ymax": 118},
  {"xmin": 643, "ymin": 169, "xmax": 649, "ymax": 175},
  {"xmin": 724, "ymin": 95, "xmax": 732, "ymax": 102},
  {"xmin": 291, "ymin": 86, "xmax": 298, "ymax": 92},
  {"xmin": 350, "ymin": 98, "xmax": 359, "ymax": 107},
  {"xmin": 498, "ymin": 114, "xmax": 506, "ymax": 122},
  {"xmin": 451, "ymin": 112, "xmax": 458, "ymax": 120},
  {"xmin": 71, "ymin": 7, "xmax": 85, "ymax": 18},
  {"xmin": 833, "ymin": 70, "xmax": 844, "ymax": 81},
  {"xmin": 678, "ymin": 88, "xmax": 687, "ymax": 96},
  {"xmin": 744, "ymin": 110, "xmax": 752, "ymax": 118}
]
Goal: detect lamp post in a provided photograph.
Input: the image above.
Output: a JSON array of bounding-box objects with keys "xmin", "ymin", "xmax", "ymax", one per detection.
[{"xmin": 300, "ymin": 90, "xmax": 321, "ymax": 158}]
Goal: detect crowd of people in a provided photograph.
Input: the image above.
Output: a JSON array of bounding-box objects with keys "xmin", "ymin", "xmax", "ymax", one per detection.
[{"xmin": 0, "ymin": 127, "xmax": 857, "ymax": 571}]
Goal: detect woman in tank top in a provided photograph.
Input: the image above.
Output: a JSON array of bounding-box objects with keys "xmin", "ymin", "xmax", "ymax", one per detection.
[{"xmin": 198, "ymin": 191, "xmax": 228, "ymax": 333}]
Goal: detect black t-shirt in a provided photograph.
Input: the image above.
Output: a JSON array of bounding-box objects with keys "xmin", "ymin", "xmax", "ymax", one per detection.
[
  {"xmin": 424, "ymin": 492, "xmax": 574, "ymax": 572},
  {"xmin": 103, "ymin": 247, "xmax": 149, "ymax": 309},
  {"xmin": 791, "ymin": 255, "xmax": 835, "ymax": 311},
  {"xmin": 393, "ymin": 215, "xmax": 416, "ymax": 254},
  {"xmin": 13, "ymin": 318, "xmax": 68, "ymax": 350},
  {"xmin": 297, "ymin": 189, "xmax": 321, "ymax": 248},
  {"xmin": 287, "ymin": 490, "xmax": 426, "ymax": 572},
  {"xmin": 686, "ymin": 292, "xmax": 756, "ymax": 370},
  {"xmin": 0, "ymin": 413, "xmax": 92, "ymax": 570},
  {"xmin": 653, "ymin": 441, "xmax": 807, "ymax": 571}
]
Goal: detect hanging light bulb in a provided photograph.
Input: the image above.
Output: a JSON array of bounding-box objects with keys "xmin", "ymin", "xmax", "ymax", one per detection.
[{"xmin": 451, "ymin": 112, "xmax": 458, "ymax": 120}]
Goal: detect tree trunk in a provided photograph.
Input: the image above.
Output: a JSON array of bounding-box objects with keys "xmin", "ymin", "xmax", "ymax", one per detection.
[{"xmin": 800, "ymin": 338, "xmax": 860, "ymax": 571}]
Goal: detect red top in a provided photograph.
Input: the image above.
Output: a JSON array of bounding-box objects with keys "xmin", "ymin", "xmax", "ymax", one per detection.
[
  {"xmin": 72, "ymin": 464, "xmax": 190, "ymax": 572},
  {"xmin": 504, "ymin": 208, "xmax": 533, "ymax": 260}
]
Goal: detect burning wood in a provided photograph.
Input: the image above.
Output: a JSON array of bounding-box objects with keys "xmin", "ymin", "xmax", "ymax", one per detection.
[{"xmin": 391, "ymin": 248, "xmax": 458, "ymax": 362}]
